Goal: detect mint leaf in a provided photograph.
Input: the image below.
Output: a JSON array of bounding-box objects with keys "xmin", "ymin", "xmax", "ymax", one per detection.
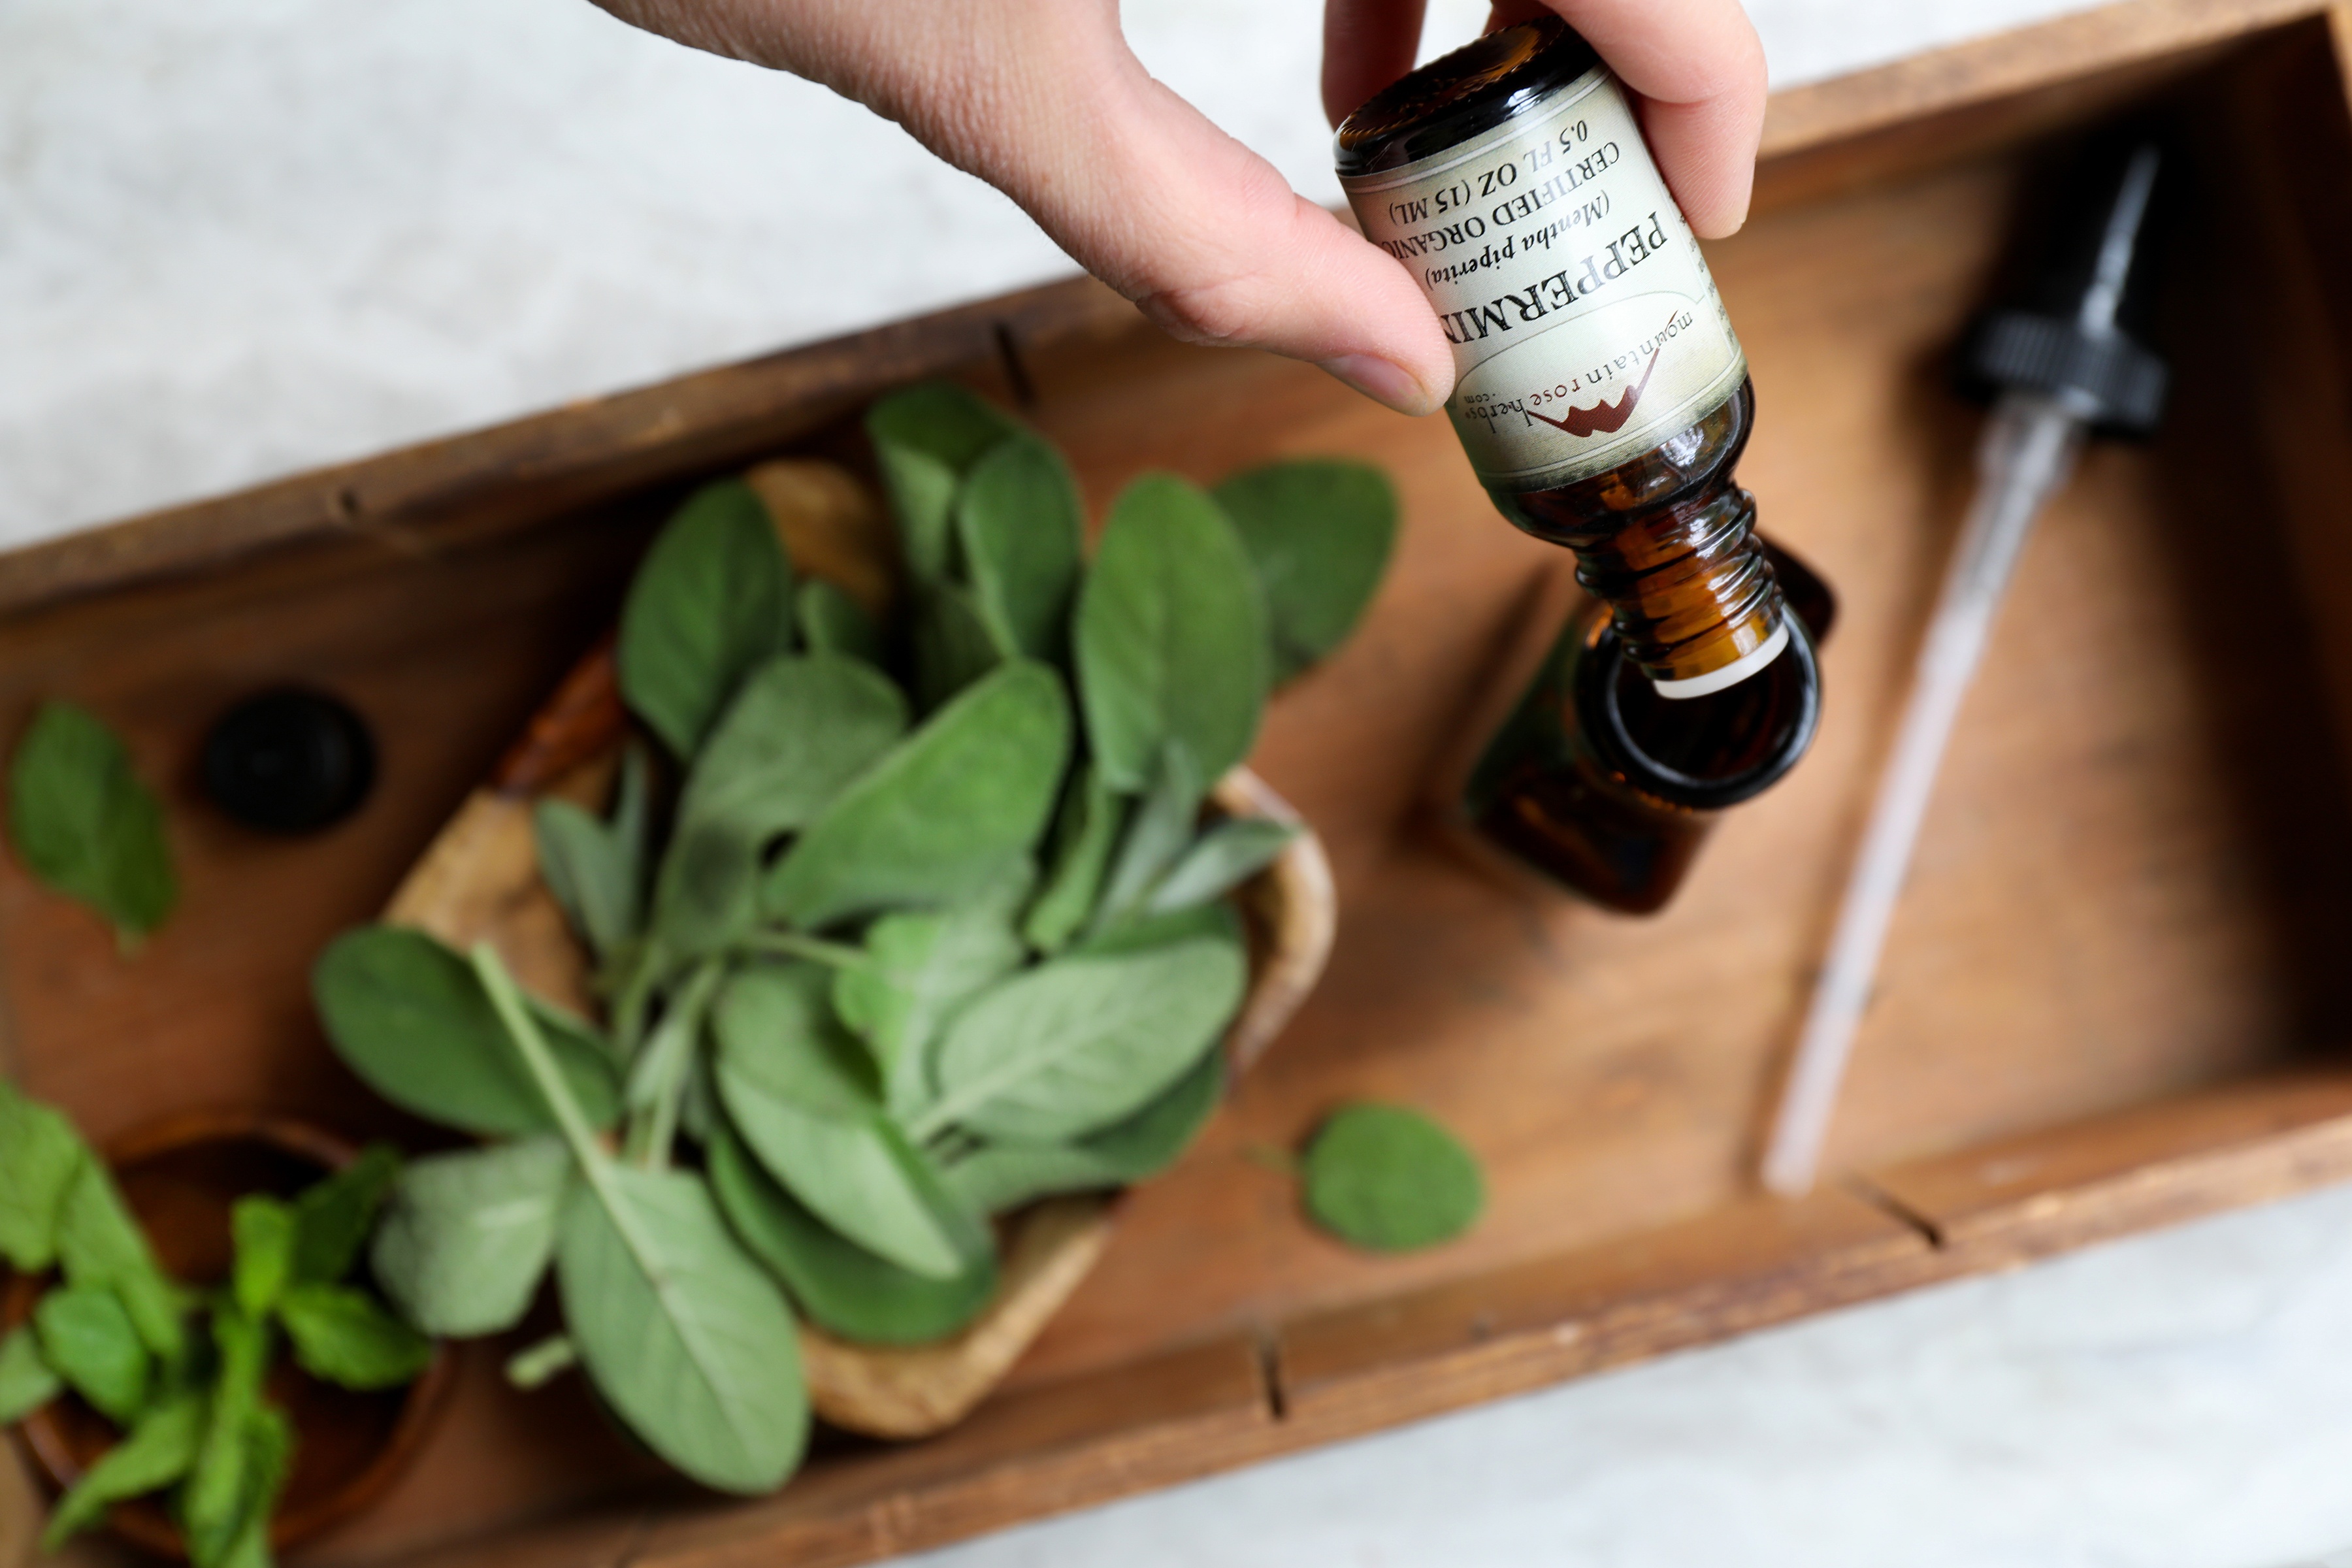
[
  {"xmin": 211, "ymin": 1405, "xmax": 293, "ymax": 1568},
  {"xmin": 180, "ymin": 1305, "xmax": 272, "ymax": 1568},
  {"xmin": 231, "ymin": 1196, "xmax": 295, "ymax": 1318},
  {"xmin": 6, "ymin": 700, "xmax": 176, "ymax": 945},
  {"xmin": 56, "ymin": 1156, "xmax": 185, "ymax": 1365},
  {"xmin": 1211, "ymin": 460, "xmax": 1397, "ymax": 683},
  {"xmin": 1301, "ymin": 1102, "xmax": 1483, "ymax": 1252},
  {"xmin": 40, "ymin": 1390, "xmax": 202, "ymax": 1551},
  {"xmin": 617, "ymin": 480, "xmax": 794, "ymax": 757},
  {"xmin": 33, "ymin": 1285, "xmax": 151, "ymax": 1424},
  {"xmin": 0, "ymin": 1324, "xmax": 60, "ymax": 1422},
  {"xmin": 0, "ymin": 1081, "xmax": 83, "ymax": 1271},
  {"xmin": 290, "ymin": 1143, "xmax": 401, "ymax": 1286},
  {"xmin": 278, "ymin": 1284, "xmax": 433, "ymax": 1390},
  {"xmin": 371, "ymin": 1137, "xmax": 567, "ymax": 1337}
]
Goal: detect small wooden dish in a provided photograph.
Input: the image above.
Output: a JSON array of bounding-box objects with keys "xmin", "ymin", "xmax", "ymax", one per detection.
[
  {"xmin": 2, "ymin": 1112, "xmax": 456, "ymax": 1558},
  {"xmin": 382, "ymin": 461, "xmax": 1339, "ymax": 1441}
]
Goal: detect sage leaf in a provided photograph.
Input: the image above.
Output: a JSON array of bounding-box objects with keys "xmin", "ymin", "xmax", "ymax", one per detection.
[
  {"xmin": 910, "ymin": 579, "xmax": 1005, "ymax": 712},
  {"xmin": 314, "ymin": 926, "xmax": 620, "ymax": 1137},
  {"xmin": 713, "ymin": 963, "xmax": 987, "ymax": 1279},
  {"xmin": 709, "ymin": 1119, "xmax": 996, "ymax": 1347},
  {"xmin": 866, "ymin": 382, "xmax": 1021, "ymax": 581},
  {"xmin": 1211, "ymin": 460, "xmax": 1397, "ymax": 682},
  {"xmin": 0, "ymin": 1324, "xmax": 60, "ymax": 1422},
  {"xmin": 1022, "ymin": 762, "xmax": 1123, "ymax": 954},
  {"xmin": 534, "ymin": 746, "xmax": 650, "ymax": 960},
  {"xmin": 762, "ymin": 661, "xmax": 1070, "ymax": 931},
  {"xmin": 371, "ymin": 1137, "xmax": 568, "ymax": 1337},
  {"xmin": 1068, "ymin": 897, "xmax": 1243, "ymax": 959},
  {"xmin": 924, "ymin": 934, "xmax": 1247, "ymax": 1143},
  {"xmin": 1094, "ymin": 741, "xmax": 1203, "ymax": 927},
  {"xmin": 834, "ymin": 891, "xmax": 1027, "ymax": 1117},
  {"xmin": 56, "ymin": 1156, "xmax": 186, "ymax": 1365},
  {"xmin": 617, "ymin": 479, "xmax": 794, "ymax": 757},
  {"xmin": 7, "ymin": 700, "xmax": 176, "ymax": 944},
  {"xmin": 212, "ymin": 1406, "xmax": 293, "ymax": 1568},
  {"xmin": 955, "ymin": 433, "xmax": 1083, "ymax": 663},
  {"xmin": 0, "ymin": 1080, "xmax": 82, "ymax": 1271},
  {"xmin": 231, "ymin": 1197, "xmax": 295, "ymax": 1318},
  {"xmin": 182, "ymin": 1304, "xmax": 272, "ymax": 1567},
  {"xmin": 278, "ymin": 1284, "xmax": 434, "ymax": 1390},
  {"xmin": 797, "ymin": 578, "xmax": 883, "ymax": 664},
  {"xmin": 679, "ymin": 654, "xmax": 909, "ymax": 838},
  {"xmin": 290, "ymin": 1142, "xmax": 401, "ymax": 1286},
  {"xmin": 1300, "ymin": 1102, "xmax": 1483, "ymax": 1252},
  {"xmin": 33, "ymin": 1286, "xmax": 150, "ymax": 1424},
  {"xmin": 39, "ymin": 1390, "xmax": 202, "ymax": 1551},
  {"xmin": 1073, "ymin": 474, "xmax": 1267, "ymax": 792},
  {"xmin": 555, "ymin": 1160, "xmax": 808, "ymax": 1495},
  {"xmin": 1146, "ymin": 817, "xmax": 1298, "ymax": 913},
  {"xmin": 942, "ymin": 1044, "xmax": 1224, "ymax": 1214}
]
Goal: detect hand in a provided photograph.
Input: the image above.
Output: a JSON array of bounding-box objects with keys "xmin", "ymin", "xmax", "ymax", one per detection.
[{"xmin": 587, "ymin": 1, "xmax": 1765, "ymax": 416}]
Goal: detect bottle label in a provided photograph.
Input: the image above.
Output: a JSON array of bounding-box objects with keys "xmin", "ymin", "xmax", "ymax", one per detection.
[{"xmin": 1341, "ymin": 67, "xmax": 1746, "ymax": 493}]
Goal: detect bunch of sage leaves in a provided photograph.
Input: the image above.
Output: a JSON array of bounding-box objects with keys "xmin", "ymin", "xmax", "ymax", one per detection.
[
  {"xmin": 311, "ymin": 382, "xmax": 1396, "ymax": 1497},
  {"xmin": 0, "ymin": 1083, "xmax": 428, "ymax": 1565}
]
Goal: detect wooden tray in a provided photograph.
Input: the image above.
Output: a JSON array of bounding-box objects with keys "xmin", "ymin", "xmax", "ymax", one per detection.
[{"xmin": 8, "ymin": 0, "xmax": 2352, "ymax": 1561}]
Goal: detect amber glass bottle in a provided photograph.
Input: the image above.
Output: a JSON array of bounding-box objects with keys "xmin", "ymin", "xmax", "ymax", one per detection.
[{"xmin": 1337, "ymin": 17, "xmax": 1823, "ymax": 912}]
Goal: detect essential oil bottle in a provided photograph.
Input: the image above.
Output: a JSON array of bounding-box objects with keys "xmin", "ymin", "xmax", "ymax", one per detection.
[{"xmin": 1336, "ymin": 16, "xmax": 1825, "ymax": 913}]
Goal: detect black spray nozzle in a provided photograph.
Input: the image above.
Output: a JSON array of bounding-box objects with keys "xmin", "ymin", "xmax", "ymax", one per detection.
[{"xmin": 1964, "ymin": 139, "xmax": 2171, "ymax": 435}]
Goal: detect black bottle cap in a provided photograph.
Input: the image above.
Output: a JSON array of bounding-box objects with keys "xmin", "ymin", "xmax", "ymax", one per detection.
[
  {"xmin": 1964, "ymin": 137, "xmax": 2172, "ymax": 434},
  {"xmin": 203, "ymin": 688, "xmax": 376, "ymax": 834}
]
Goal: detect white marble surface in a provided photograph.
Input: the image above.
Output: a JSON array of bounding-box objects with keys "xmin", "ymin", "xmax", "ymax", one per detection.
[{"xmin": 10, "ymin": 2, "xmax": 2352, "ymax": 1564}]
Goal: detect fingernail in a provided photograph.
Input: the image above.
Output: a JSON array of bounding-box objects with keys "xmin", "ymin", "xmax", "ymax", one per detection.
[{"xmin": 1319, "ymin": 354, "xmax": 1438, "ymax": 417}]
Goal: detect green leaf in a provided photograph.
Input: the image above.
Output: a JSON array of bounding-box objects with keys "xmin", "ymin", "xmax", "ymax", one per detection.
[
  {"xmin": 291, "ymin": 1143, "xmax": 402, "ymax": 1286},
  {"xmin": 313, "ymin": 925, "xmax": 621, "ymax": 1137},
  {"xmin": 555, "ymin": 1160, "xmax": 808, "ymax": 1495},
  {"xmin": 0, "ymin": 1080, "xmax": 84, "ymax": 1271},
  {"xmin": 1022, "ymin": 762, "xmax": 1124, "ymax": 955},
  {"xmin": 370, "ymin": 1137, "xmax": 568, "ymax": 1338},
  {"xmin": 1068, "ymin": 897, "xmax": 1243, "ymax": 960},
  {"xmin": 39, "ymin": 1390, "xmax": 202, "ymax": 1551},
  {"xmin": 923, "ymin": 934, "xmax": 1247, "ymax": 1143},
  {"xmin": 762, "ymin": 661, "xmax": 1070, "ymax": 931},
  {"xmin": 181, "ymin": 1305, "xmax": 272, "ymax": 1567},
  {"xmin": 797, "ymin": 579, "xmax": 883, "ymax": 664},
  {"xmin": 212, "ymin": 1405, "xmax": 293, "ymax": 1568},
  {"xmin": 231, "ymin": 1197, "xmax": 295, "ymax": 1318},
  {"xmin": 955, "ymin": 434, "xmax": 1083, "ymax": 664},
  {"xmin": 6, "ymin": 700, "xmax": 176, "ymax": 944},
  {"xmin": 0, "ymin": 1324, "xmax": 61, "ymax": 1422},
  {"xmin": 1147, "ymin": 817, "xmax": 1298, "ymax": 913},
  {"xmin": 909, "ymin": 580, "xmax": 1005, "ymax": 712},
  {"xmin": 713, "ymin": 964, "xmax": 987, "ymax": 1279},
  {"xmin": 1300, "ymin": 1102, "xmax": 1483, "ymax": 1252},
  {"xmin": 534, "ymin": 746, "xmax": 650, "ymax": 961},
  {"xmin": 1211, "ymin": 460, "xmax": 1397, "ymax": 683},
  {"xmin": 1094, "ymin": 741, "xmax": 1205, "ymax": 928},
  {"xmin": 56, "ymin": 1156, "xmax": 186, "ymax": 1365},
  {"xmin": 33, "ymin": 1286, "xmax": 150, "ymax": 1424},
  {"xmin": 941, "ymin": 1043, "xmax": 1224, "ymax": 1214},
  {"xmin": 278, "ymin": 1284, "xmax": 434, "ymax": 1390},
  {"xmin": 503, "ymin": 1333, "xmax": 578, "ymax": 1390},
  {"xmin": 709, "ymin": 1119, "xmax": 996, "ymax": 1347},
  {"xmin": 865, "ymin": 382, "xmax": 1021, "ymax": 581},
  {"xmin": 834, "ymin": 891, "xmax": 1028, "ymax": 1118},
  {"xmin": 617, "ymin": 480, "xmax": 794, "ymax": 757},
  {"xmin": 1073, "ymin": 475, "xmax": 1268, "ymax": 792}
]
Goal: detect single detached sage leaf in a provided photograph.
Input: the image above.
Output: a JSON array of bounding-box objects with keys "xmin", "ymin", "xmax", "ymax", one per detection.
[
  {"xmin": 865, "ymin": 382, "xmax": 1022, "ymax": 581},
  {"xmin": 910, "ymin": 580, "xmax": 1005, "ymax": 713},
  {"xmin": 231, "ymin": 1196, "xmax": 296, "ymax": 1318},
  {"xmin": 796, "ymin": 578, "xmax": 883, "ymax": 664},
  {"xmin": 1300, "ymin": 1102, "xmax": 1483, "ymax": 1252},
  {"xmin": 762, "ymin": 660, "xmax": 1070, "ymax": 931},
  {"xmin": 1073, "ymin": 474, "xmax": 1268, "ymax": 792},
  {"xmin": 534, "ymin": 745, "xmax": 651, "ymax": 961},
  {"xmin": 7, "ymin": 700, "xmax": 176, "ymax": 945},
  {"xmin": 942, "ymin": 1043, "xmax": 1224, "ymax": 1214},
  {"xmin": 1146, "ymin": 817, "xmax": 1298, "ymax": 913},
  {"xmin": 56, "ymin": 1156, "xmax": 185, "ymax": 1365},
  {"xmin": 923, "ymin": 934, "xmax": 1247, "ymax": 1144},
  {"xmin": 709, "ymin": 1119, "xmax": 996, "ymax": 1347},
  {"xmin": 39, "ymin": 1390, "xmax": 203, "ymax": 1552},
  {"xmin": 1211, "ymin": 460, "xmax": 1398, "ymax": 683},
  {"xmin": 314, "ymin": 925, "xmax": 620, "ymax": 1137},
  {"xmin": 713, "ymin": 963, "xmax": 987, "ymax": 1280},
  {"xmin": 555, "ymin": 1159, "xmax": 809, "ymax": 1496},
  {"xmin": 617, "ymin": 479, "xmax": 795, "ymax": 757},
  {"xmin": 0, "ymin": 1079, "xmax": 83, "ymax": 1271},
  {"xmin": 278, "ymin": 1283, "xmax": 434, "ymax": 1391},
  {"xmin": 1022, "ymin": 762, "xmax": 1124, "ymax": 955},
  {"xmin": 834, "ymin": 893, "xmax": 1027, "ymax": 1118},
  {"xmin": 0, "ymin": 1324, "xmax": 61, "ymax": 1422},
  {"xmin": 955, "ymin": 433, "xmax": 1083, "ymax": 664},
  {"xmin": 33, "ymin": 1286, "xmax": 150, "ymax": 1424},
  {"xmin": 291, "ymin": 1142, "xmax": 402, "ymax": 1286},
  {"xmin": 371, "ymin": 1137, "xmax": 568, "ymax": 1338}
]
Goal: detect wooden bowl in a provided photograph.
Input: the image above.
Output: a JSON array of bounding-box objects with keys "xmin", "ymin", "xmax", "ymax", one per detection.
[
  {"xmin": 384, "ymin": 460, "xmax": 1338, "ymax": 1441},
  {"xmin": 1, "ymin": 1112, "xmax": 456, "ymax": 1558}
]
